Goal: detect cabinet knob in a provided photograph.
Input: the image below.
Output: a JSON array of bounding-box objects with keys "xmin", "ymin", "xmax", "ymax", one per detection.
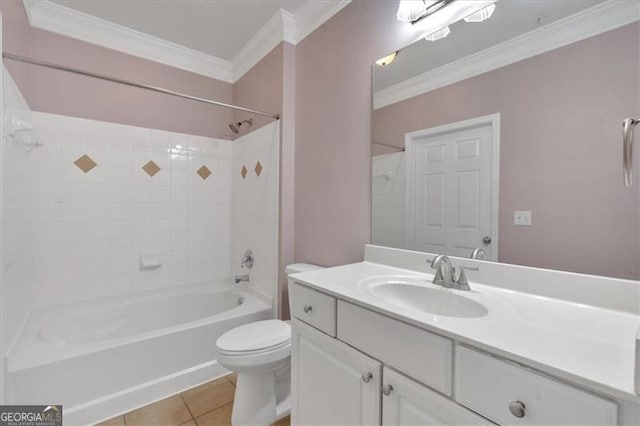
[
  {"xmin": 508, "ymin": 400, "xmax": 526, "ymax": 418},
  {"xmin": 482, "ymin": 236, "xmax": 492, "ymax": 244},
  {"xmin": 381, "ymin": 384, "xmax": 394, "ymax": 396},
  {"xmin": 303, "ymin": 305, "xmax": 312, "ymax": 313},
  {"xmin": 361, "ymin": 372, "xmax": 373, "ymax": 383}
]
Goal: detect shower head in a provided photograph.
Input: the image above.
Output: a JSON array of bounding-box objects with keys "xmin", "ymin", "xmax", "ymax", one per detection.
[{"xmin": 229, "ymin": 118, "xmax": 253, "ymax": 134}]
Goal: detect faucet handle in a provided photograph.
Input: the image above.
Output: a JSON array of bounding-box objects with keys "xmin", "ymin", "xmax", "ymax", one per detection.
[{"xmin": 455, "ymin": 266, "xmax": 478, "ymax": 290}]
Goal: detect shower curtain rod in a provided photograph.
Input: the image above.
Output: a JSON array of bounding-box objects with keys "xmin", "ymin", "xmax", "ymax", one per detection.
[{"xmin": 2, "ymin": 52, "xmax": 280, "ymax": 120}]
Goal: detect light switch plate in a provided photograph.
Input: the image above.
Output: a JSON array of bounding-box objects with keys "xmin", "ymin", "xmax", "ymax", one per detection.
[{"xmin": 514, "ymin": 210, "xmax": 532, "ymax": 226}]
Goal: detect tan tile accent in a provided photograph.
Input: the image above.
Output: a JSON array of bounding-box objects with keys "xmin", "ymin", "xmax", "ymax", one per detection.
[
  {"xmin": 95, "ymin": 415, "xmax": 125, "ymax": 426},
  {"xmin": 240, "ymin": 165, "xmax": 248, "ymax": 179},
  {"xmin": 254, "ymin": 161, "xmax": 263, "ymax": 177},
  {"xmin": 125, "ymin": 395, "xmax": 192, "ymax": 426},
  {"xmin": 272, "ymin": 415, "xmax": 291, "ymax": 426},
  {"xmin": 142, "ymin": 160, "xmax": 161, "ymax": 177},
  {"xmin": 194, "ymin": 402, "xmax": 233, "ymax": 426},
  {"xmin": 182, "ymin": 376, "xmax": 235, "ymax": 418},
  {"xmin": 197, "ymin": 165, "xmax": 212, "ymax": 180},
  {"xmin": 179, "ymin": 421, "xmax": 196, "ymax": 426},
  {"xmin": 73, "ymin": 154, "xmax": 97, "ymax": 173}
]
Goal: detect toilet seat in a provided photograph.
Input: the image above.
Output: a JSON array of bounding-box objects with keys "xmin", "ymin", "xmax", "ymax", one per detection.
[{"xmin": 216, "ymin": 319, "xmax": 291, "ymax": 356}]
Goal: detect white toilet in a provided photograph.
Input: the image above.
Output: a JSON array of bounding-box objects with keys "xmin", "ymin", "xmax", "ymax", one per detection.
[{"xmin": 215, "ymin": 263, "xmax": 324, "ymax": 425}]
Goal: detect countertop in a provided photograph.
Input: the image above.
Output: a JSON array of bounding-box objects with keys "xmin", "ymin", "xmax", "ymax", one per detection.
[{"xmin": 290, "ymin": 261, "xmax": 640, "ymax": 403}]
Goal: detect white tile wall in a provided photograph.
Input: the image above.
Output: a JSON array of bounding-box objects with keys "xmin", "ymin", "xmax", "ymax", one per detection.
[
  {"xmin": 372, "ymin": 152, "xmax": 406, "ymax": 249},
  {"xmin": 231, "ymin": 122, "xmax": 280, "ymax": 304},
  {"xmin": 28, "ymin": 113, "xmax": 233, "ymax": 305},
  {"xmin": 1, "ymin": 65, "xmax": 35, "ymax": 355}
]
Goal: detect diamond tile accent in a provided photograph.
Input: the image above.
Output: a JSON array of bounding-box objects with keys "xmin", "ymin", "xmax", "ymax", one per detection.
[
  {"xmin": 197, "ymin": 165, "xmax": 212, "ymax": 180},
  {"xmin": 73, "ymin": 154, "xmax": 97, "ymax": 173},
  {"xmin": 240, "ymin": 165, "xmax": 248, "ymax": 179},
  {"xmin": 254, "ymin": 161, "xmax": 263, "ymax": 177},
  {"xmin": 142, "ymin": 160, "xmax": 161, "ymax": 177}
]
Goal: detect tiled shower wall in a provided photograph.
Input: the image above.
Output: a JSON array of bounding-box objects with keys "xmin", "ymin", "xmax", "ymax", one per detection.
[
  {"xmin": 231, "ymin": 122, "xmax": 279, "ymax": 303},
  {"xmin": 372, "ymin": 152, "xmax": 406, "ymax": 250},
  {"xmin": 1, "ymin": 65, "xmax": 35, "ymax": 357},
  {"xmin": 28, "ymin": 113, "xmax": 233, "ymax": 305}
]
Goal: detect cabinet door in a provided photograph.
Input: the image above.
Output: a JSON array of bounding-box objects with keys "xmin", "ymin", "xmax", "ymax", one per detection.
[
  {"xmin": 382, "ymin": 368, "xmax": 490, "ymax": 426},
  {"xmin": 292, "ymin": 319, "xmax": 382, "ymax": 425}
]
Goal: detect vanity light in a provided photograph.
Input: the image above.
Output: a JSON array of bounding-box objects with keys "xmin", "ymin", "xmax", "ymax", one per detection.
[
  {"xmin": 397, "ymin": 0, "xmax": 453, "ymax": 24},
  {"xmin": 424, "ymin": 26, "xmax": 451, "ymax": 41},
  {"xmin": 376, "ymin": 51, "xmax": 398, "ymax": 66},
  {"xmin": 463, "ymin": 3, "xmax": 496, "ymax": 22}
]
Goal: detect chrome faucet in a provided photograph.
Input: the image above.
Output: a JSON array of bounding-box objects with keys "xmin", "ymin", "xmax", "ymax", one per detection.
[
  {"xmin": 470, "ymin": 248, "xmax": 486, "ymax": 260},
  {"xmin": 234, "ymin": 274, "xmax": 250, "ymax": 284},
  {"xmin": 428, "ymin": 255, "xmax": 476, "ymax": 291}
]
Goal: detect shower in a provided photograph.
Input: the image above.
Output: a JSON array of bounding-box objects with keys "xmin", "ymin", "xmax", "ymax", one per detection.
[{"xmin": 229, "ymin": 118, "xmax": 253, "ymax": 134}]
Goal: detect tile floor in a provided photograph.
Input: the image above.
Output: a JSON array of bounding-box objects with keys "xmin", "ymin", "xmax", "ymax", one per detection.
[{"xmin": 97, "ymin": 374, "xmax": 290, "ymax": 426}]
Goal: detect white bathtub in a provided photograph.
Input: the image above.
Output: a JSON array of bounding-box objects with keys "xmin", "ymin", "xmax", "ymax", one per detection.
[{"xmin": 6, "ymin": 283, "xmax": 272, "ymax": 425}]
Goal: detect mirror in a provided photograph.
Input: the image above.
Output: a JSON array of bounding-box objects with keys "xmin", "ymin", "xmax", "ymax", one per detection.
[{"xmin": 371, "ymin": 0, "xmax": 640, "ymax": 280}]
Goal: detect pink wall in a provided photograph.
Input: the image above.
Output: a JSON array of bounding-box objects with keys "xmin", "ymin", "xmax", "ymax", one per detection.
[
  {"xmin": 2, "ymin": 0, "xmax": 233, "ymax": 139},
  {"xmin": 294, "ymin": 0, "xmax": 420, "ymax": 267},
  {"xmin": 372, "ymin": 24, "xmax": 640, "ymax": 278}
]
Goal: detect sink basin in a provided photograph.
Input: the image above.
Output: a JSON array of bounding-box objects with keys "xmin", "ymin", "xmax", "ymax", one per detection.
[{"xmin": 360, "ymin": 276, "xmax": 489, "ymax": 318}]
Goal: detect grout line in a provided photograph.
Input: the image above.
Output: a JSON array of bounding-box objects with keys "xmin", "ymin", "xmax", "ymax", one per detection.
[{"xmin": 179, "ymin": 393, "xmax": 196, "ymax": 424}]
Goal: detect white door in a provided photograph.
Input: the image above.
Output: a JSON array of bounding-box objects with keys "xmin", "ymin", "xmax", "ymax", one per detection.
[
  {"xmin": 406, "ymin": 115, "xmax": 498, "ymax": 260},
  {"xmin": 382, "ymin": 367, "xmax": 489, "ymax": 426},
  {"xmin": 291, "ymin": 319, "xmax": 382, "ymax": 425}
]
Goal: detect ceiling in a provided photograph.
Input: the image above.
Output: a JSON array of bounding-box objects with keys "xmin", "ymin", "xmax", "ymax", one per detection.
[
  {"xmin": 50, "ymin": 0, "xmax": 312, "ymax": 61},
  {"xmin": 374, "ymin": 0, "xmax": 606, "ymax": 92}
]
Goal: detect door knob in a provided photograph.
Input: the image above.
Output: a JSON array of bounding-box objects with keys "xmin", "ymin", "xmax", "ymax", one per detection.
[
  {"xmin": 508, "ymin": 400, "xmax": 526, "ymax": 418},
  {"xmin": 361, "ymin": 372, "xmax": 373, "ymax": 383},
  {"xmin": 381, "ymin": 384, "xmax": 393, "ymax": 396},
  {"xmin": 482, "ymin": 236, "xmax": 492, "ymax": 244}
]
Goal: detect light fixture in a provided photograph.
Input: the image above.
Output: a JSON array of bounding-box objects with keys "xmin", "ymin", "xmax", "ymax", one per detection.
[
  {"xmin": 375, "ymin": 51, "xmax": 398, "ymax": 66},
  {"xmin": 424, "ymin": 26, "xmax": 450, "ymax": 41},
  {"xmin": 463, "ymin": 3, "xmax": 496, "ymax": 22},
  {"xmin": 397, "ymin": 0, "xmax": 455, "ymax": 24}
]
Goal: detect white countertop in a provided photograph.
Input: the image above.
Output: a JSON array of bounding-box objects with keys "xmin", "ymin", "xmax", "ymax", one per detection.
[{"xmin": 290, "ymin": 261, "xmax": 640, "ymax": 403}]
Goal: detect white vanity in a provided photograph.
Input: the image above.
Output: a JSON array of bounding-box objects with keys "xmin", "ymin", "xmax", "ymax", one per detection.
[{"xmin": 288, "ymin": 245, "xmax": 640, "ymax": 425}]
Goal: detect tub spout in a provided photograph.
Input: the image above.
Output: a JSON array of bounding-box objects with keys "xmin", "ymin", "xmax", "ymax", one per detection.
[{"xmin": 234, "ymin": 274, "xmax": 250, "ymax": 284}]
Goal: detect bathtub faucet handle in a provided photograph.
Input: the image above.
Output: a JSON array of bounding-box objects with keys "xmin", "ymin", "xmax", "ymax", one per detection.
[{"xmin": 241, "ymin": 249, "xmax": 254, "ymax": 269}]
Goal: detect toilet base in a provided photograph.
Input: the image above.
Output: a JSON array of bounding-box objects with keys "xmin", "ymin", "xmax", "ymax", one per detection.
[{"xmin": 231, "ymin": 362, "xmax": 290, "ymax": 426}]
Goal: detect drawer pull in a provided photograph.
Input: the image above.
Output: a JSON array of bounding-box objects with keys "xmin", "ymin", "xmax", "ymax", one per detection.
[
  {"xmin": 509, "ymin": 400, "xmax": 526, "ymax": 418},
  {"xmin": 361, "ymin": 372, "xmax": 373, "ymax": 383},
  {"xmin": 303, "ymin": 305, "xmax": 313, "ymax": 313},
  {"xmin": 382, "ymin": 384, "xmax": 394, "ymax": 396}
]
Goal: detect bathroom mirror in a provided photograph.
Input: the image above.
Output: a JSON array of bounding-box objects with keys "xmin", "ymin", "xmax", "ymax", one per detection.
[{"xmin": 371, "ymin": 0, "xmax": 640, "ymax": 280}]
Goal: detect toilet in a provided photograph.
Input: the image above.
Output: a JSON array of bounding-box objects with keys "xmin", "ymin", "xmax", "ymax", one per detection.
[{"xmin": 216, "ymin": 263, "xmax": 324, "ymax": 425}]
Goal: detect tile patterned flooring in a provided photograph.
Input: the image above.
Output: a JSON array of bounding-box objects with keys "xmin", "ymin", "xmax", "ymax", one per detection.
[{"xmin": 97, "ymin": 374, "xmax": 291, "ymax": 426}]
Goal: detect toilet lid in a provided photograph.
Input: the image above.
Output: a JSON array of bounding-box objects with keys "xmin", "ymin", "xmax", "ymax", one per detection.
[{"xmin": 216, "ymin": 320, "xmax": 291, "ymax": 354}]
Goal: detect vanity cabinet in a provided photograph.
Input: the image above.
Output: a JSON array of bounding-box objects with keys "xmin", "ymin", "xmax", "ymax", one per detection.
[
  {"xmin": 289, "ymin": 281, "xmax": 626, "ymax": 425},
  {"xmin": 291, "ymin": 319, "xmax": 381, "ymax": 425},
  {"xmin": 382, "ymin": 367, "xmax": 489, "ymax": 425}
]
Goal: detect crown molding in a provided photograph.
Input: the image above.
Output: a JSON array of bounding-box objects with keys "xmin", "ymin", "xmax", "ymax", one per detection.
[
  {"xmin": 22, "ymin": 0, "xmax": 352, "ymax": 84},
  {"xmin": 231, "ymin": 9, "xmax": 296, "ymax": 82},
  {"xmin": 293, "ymin": 0, "xmax": 351, "ymax": 44},
  {"xmin": 23, "ymin": 0, "xmax": 234, "ymax": 82},
  {"xmin": 374, "ymin": 0, "xmax": 640, "ymax": 110}
]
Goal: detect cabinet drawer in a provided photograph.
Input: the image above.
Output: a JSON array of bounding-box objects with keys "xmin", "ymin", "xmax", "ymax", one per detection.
[
  {"xmin": 337, "ymin": 301, "xmax": 452, "ymax": 395},
  {"xmin": 455, "ymin": 346, "xmax": 617, "ymax": 425},
  {"xmin": 289, "ymin": 282, "xmax": 336, "ymax": 336}
]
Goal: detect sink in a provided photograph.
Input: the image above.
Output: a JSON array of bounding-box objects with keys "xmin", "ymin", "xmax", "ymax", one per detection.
[{"xmin": 360, "ymin": 276, "xmax": 489, "ymax": 318}]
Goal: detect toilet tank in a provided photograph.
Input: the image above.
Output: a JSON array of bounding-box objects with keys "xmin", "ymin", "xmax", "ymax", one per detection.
[{"xmin": 285, "ymin": 263, "xmax": 324, "ymax": 275}]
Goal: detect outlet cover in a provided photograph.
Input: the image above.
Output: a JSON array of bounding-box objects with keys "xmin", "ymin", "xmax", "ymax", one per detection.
[{"xmin": 514, "ymin": 210, "xmax": 532, "ymax": 226}]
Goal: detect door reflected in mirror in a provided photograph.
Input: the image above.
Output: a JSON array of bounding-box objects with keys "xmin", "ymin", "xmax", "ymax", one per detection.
[{"xmin": 371, "ymin": 0, "xmax": 640, "ymax": 280}]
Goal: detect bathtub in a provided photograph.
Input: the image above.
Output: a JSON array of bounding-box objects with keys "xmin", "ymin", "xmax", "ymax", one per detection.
[{"xmin": 6, "ymin": 283, "xmax": 272, "ymax": 425}]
